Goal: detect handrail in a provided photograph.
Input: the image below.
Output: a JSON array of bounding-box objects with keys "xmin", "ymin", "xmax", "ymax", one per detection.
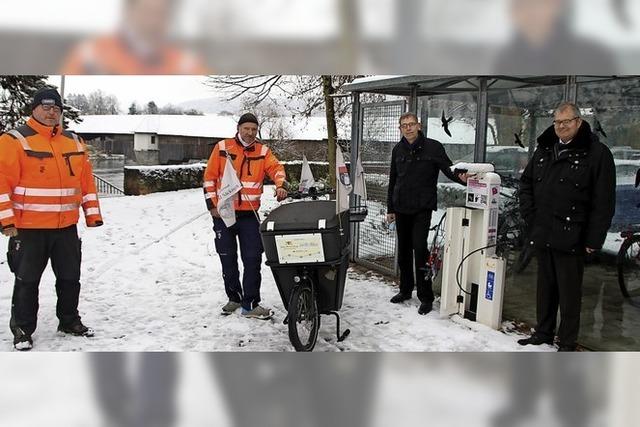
[{"xmin": 93, "ymin": 174, "xmax": 125, "ymax": 196}]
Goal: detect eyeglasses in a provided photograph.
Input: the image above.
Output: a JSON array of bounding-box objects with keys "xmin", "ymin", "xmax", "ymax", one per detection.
[
  {"xmin": 41, "ymin": 105, "xmax": 62, "ymax": 113},
  {"xmin": 552, "ymin": 117, "xmax": 579, "ymax": 127},
  {"xmin": 400, "ymin": 122, "xmax": 418, "ymax": 129}
]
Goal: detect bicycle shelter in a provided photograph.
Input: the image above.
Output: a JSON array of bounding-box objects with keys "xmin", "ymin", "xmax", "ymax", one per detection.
[{"xmin": 343, "ymin": 75, "xmax": 640, "ymax": 351}]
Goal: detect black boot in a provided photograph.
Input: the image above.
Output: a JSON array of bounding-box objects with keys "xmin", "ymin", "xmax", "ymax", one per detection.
[
  {"xmin": 390, "ymin": 292, "xmax": 411, "ymax": 304},
  {"xmin": 418, "ymin": 301, "xmax": 432, "ymax": 315},
  {"xmin": 13, "ymin": 327, "xmax": 33, "ymax": 351},
  {"xmin": 517, "ymin": 333, "xmax": 553, "ymax": 346},
  {"xmin": 58, "ymin": 319, "xmax": 95, "ymax": 337},
  {"xmin": 557, "ymin": 344, "xmax": 577, "ymax": 352}
]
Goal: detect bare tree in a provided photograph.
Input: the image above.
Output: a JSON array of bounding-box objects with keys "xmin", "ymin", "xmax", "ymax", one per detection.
[
  {"xmin": 146, "ymin": 101, "xmax": 159, "ymax": 114},
  {"xmin": 68, "ymin": 90, "xmax": 120, "ymax": 115},
  {"xmin": 322, "ymin": 76, "xmax": 338, "ymax": 185},
  {"xmin": 206, "ymin": 75, "xmax": 368, "ymax": 187},
  {"xmin": 158, "ymin": 104, "xmax": 184, "ymax": 115},
  {"xmin": 128, "ymin": 102, "xmax": 139, "ymax": 115},
  {"xmin": 207, "ymin": 75, "xmax": 286, "ymax": 106},
  {"xmin": 87, "ymin": 90, "xmax": 119, "ymax": 115},
  {"xmin": 67, "ymin": 93, "xmax": 91, "ymax": 114}
]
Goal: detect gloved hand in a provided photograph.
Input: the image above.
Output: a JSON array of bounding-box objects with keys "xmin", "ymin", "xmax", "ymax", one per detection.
[
  {"xmin": 275, "ymin": 187, "xmax": 288, "ymax": 201},
  {"xmin": 1, "ymin": 226, "xmax": 18, "ymax": 237}
]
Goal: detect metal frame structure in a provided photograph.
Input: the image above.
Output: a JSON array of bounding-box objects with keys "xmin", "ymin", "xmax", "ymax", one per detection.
[
  {"xmin": 343, "ymin": 75, "xmax": 629, "ymax": 276},
  {"xmin": 350, "ymin": 99, "xmax": 405, "ymax": 276}
]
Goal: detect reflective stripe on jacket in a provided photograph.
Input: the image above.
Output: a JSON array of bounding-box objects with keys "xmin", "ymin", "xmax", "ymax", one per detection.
[
  {"xmin": 203, "ymin": 137, "xmax": 286, "ymax": 212},
  {"xmin": 0, "ymin": 117, "xmax": 103, "ymax": 229}
]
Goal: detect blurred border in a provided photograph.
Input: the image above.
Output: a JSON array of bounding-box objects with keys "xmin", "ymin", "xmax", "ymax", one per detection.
[
  {"xmin": 0, "ymin": 353, "xmax": 637, "ymax": 427},
  {"xmin": 0, "ymin": 0, "xmax": 638, "ymax": 74}
]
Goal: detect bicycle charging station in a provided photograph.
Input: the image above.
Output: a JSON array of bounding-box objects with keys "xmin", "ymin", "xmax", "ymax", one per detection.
[{"xmin": 440, "ymin": 163, "xmax": 506, "ymax": 330}]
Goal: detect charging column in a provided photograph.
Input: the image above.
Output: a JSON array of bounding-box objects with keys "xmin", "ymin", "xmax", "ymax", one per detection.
[{"xmin": 440, "ymin": 171, "xmax": 506, "ymax": 329}]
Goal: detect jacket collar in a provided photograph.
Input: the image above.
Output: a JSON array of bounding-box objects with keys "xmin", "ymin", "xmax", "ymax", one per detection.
[
  {"xmin": 27, "ymin": 117, "xmax": 60, "ymax": 138},
  {"xmin": 537, "ymin": 120, "xmax": 593, "ymax": 150},
  {"xmin": 234, "ymin": 134, "xmax": 258, "ymax": 152},
  {"xmin": 400, "ymin": 131, "xmax": 426, "ymax": 150}
]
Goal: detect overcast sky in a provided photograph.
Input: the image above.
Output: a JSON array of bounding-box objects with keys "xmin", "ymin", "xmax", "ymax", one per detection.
[{"xmin": 48, "ymin": 75, "xmax": 214, "ymax": 111}]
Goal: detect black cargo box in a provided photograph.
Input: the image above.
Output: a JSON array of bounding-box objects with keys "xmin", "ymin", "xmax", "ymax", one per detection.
[{"xmin": 260, "ymin": 200, "xmax": 351, "ymax": 311}]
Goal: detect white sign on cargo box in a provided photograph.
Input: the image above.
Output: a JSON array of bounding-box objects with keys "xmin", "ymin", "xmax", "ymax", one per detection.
[{"xmin": 275, "ymin": 233, "xmax": 325, "ymax": 264}]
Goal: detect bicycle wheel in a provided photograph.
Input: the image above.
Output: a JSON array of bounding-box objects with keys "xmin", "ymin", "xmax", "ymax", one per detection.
[
  {"xmin": 428, "ymin": 213, "xmax": 446, "ymax": 281},
  {"xmin": 288, "ymin": 283, "xmax": 320, "ymax": 352},
  {"xmin": 617, "ymin": 235, "xmax": 640, "ymax": 300}
]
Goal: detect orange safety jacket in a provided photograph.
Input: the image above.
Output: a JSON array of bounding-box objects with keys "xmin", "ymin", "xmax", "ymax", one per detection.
[
  {"xmin": 61, "ymin": 34, "xmax": 208, "ymax": 75},
  {"xmin": 203, "ymin": 136, "xmax": 286, "ymax": 212},
  {"xmin": 0, "ymin": 118, "xmax": 103, "ymax": 230}
]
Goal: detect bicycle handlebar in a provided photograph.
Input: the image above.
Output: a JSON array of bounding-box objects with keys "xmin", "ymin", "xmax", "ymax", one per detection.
[{"xmin": 286, "ymin": 187, "xmax": 335, "ymax": 200}]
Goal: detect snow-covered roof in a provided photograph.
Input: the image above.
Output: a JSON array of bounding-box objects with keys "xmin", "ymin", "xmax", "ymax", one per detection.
[
  {"xmin": 343, "ymin": 76, "xmax": 572, "ymax": 96},
  {"xmin": 69, "ymin": 112, "xmax": 494, "ymax": 143},
  {"xmin": 69, "ymin": 114, "xmax": 238, "ymax": 138},
  {"xmin": 69, "ymin": 114, "xmax": 345, "ymax": 141},
  {"xmin": 348, "ymin": 75, "xmax": 405, "ymax": 85}
]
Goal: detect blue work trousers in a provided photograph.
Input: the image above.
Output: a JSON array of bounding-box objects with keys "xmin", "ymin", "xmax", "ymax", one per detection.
[{"xmin": 213, "ymin": 213, "xmax": 264, "ymax": 311}]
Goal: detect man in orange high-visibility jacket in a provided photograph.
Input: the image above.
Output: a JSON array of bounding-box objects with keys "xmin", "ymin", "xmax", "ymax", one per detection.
[
  {"xmin": 204, "ymin": 113, "xmax": 287, "ymax": 320},
  {"xmin": 0, "ymin": 88, "xmax": 103, "ymax": 351}
]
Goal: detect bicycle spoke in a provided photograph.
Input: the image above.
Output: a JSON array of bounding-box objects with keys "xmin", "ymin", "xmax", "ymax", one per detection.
[{"xmin": 294, "ymin": 287, "xmax": 317, "ymax": 344}]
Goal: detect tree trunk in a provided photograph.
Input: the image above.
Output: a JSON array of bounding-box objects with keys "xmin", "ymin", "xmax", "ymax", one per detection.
[{"xmin": 322, "ymin": 75, "xmax": 338, "ymax": 188}]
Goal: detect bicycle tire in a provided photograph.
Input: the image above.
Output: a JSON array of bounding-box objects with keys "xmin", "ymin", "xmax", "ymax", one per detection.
[
  {"xmin": 288, "ymin": 283, "xmax": 320, "ymax": 352},
  {"xmin": 617, "ymin": 235, "xmax": 640, "ymax": 300},
  {"xmin": 428, "ymin": 213, "xmax": 446, "ymax": 280}
]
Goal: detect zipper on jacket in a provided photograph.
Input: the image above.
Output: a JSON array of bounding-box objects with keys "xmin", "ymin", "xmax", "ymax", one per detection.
[
  {"xmin": 62, "ymin": 152, "xmax": 86, "ymax": 177},
  {"xmin": 64, "ymin": 156, "xmax": 75, "ymax": 176},
  {"xmin": 48, "ymin": 125, "xmax": 64, "ymax": 229},
  {"xmin": 237, "ymin": 154, "xmax": 246, "ymax": 206},
  {"xmin": 240, "ymin": 153, "xmax": 251, "ymax": 177}
]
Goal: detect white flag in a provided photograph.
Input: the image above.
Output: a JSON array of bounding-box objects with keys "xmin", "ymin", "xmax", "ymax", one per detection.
[
  {"xmin": 217, "ymin": 158, "xmax": 242, "ymax": 227},
  {"xmin": 353, "ymin": 155, "xmax": 367, "ymax": 200},
  {"xmin": 336, "ymin": 146, "xmax": 352, "ymax": 213},
  {"xmin": 298, "ymin": 154, "xmax": 316, "ymax": 193}
]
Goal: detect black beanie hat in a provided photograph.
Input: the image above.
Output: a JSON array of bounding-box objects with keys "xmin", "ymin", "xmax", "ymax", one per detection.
[
  {"xmin": 238, "ymin": 113, "xmax": 259, "ymax": 126},
  {"xmin": 31, "ymin": 87, "xmax": 63, "ymax": 111}
]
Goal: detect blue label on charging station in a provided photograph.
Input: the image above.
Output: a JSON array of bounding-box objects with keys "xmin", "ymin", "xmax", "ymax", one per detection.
[{"xmin": 486, "ymin": 271, "xmax": 495, "ymax": 301}]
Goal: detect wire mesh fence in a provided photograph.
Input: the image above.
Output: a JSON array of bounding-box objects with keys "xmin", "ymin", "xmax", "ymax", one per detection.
[{"xmin": 353, "ymin": 101, "xmax": 405, "ymax": 276}]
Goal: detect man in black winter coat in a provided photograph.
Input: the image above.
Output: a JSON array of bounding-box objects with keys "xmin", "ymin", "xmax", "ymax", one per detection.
[
  {"xmin": 386, "ymin": 112, "xmax": 468, "ymax": 315},
  {"xmin": 518, "ymin": 102, "xmax": 616, "ymax": 351}
]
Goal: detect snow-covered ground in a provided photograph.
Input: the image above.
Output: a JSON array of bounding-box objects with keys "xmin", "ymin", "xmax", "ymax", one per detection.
[{"xmin": 0, "ymin": 187, "xmax": 545, "ymax": 352}]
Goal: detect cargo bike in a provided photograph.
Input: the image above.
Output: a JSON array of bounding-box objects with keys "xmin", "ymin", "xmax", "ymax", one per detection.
[{"xmin": 260, "ymin": 191, "xmax": 367, "ymax": 351}]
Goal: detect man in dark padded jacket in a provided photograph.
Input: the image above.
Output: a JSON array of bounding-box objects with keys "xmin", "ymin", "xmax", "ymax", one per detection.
[
  {"xmin": 517, "ymin": 102, "xmax": 615, "ymax": 351},
  {"xmin": 386, "ymin": 112, "xmax": 468, "ymax": 315}
]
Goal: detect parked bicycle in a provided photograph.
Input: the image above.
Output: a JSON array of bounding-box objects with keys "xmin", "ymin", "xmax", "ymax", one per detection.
[
  {"xmin": 496, "ymin": 174, "xmax": 534, "ymax": 274},
  {"xmin": 260, "ymin": 187, "xmax": 366, "ymax": 351},
  {"xmin": 616, "ymin": 173, "xmax": 640, "ymax": 307},
  {"xmin": 421, "ymin": 212, "xmax": 447, "ymax": 286},
  {"xmin": 419, "ymin": 175, "xmax": 533, "ymax": 286},
  {"xmin": 617, "ymin": 226, "xmax": 640, "ymax": 305}
]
